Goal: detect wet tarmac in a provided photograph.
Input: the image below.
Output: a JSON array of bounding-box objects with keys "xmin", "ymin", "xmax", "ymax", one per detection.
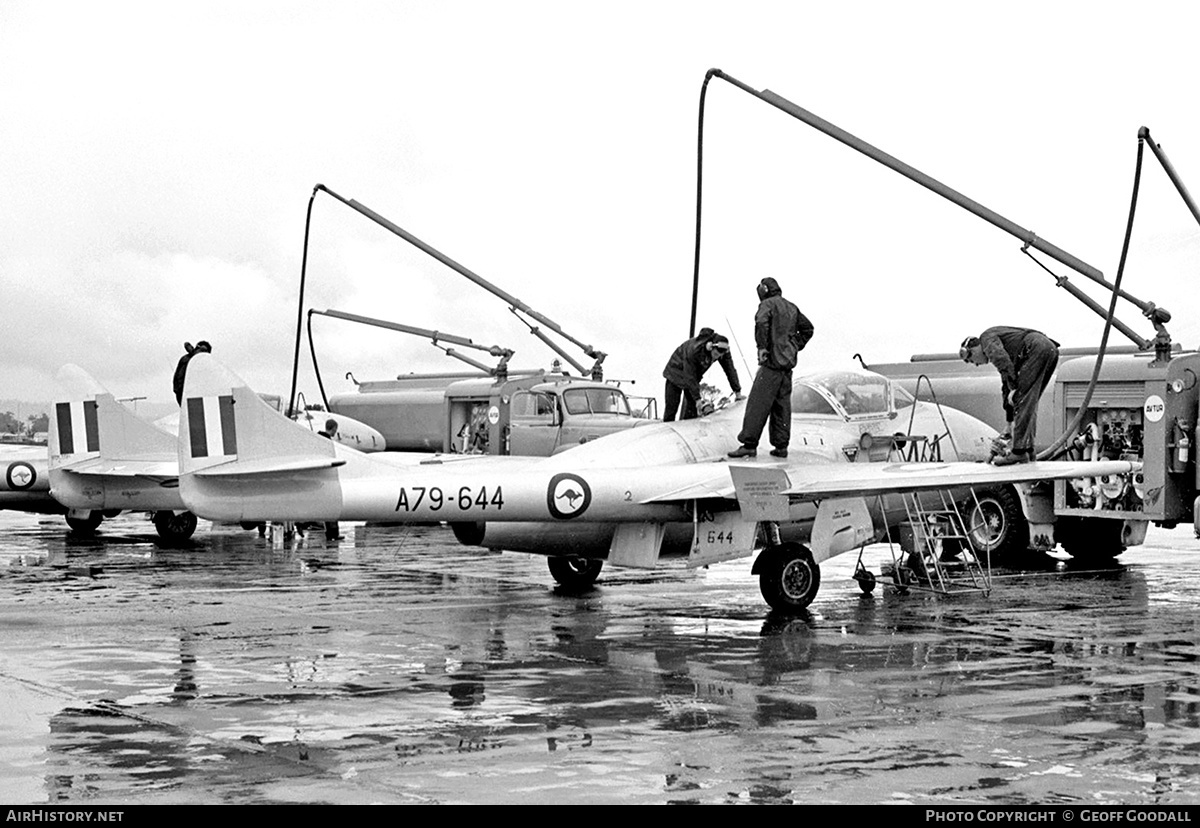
[{"xmin": 2, "ymin": 510, "xmax": 1200, "ymax": 805}]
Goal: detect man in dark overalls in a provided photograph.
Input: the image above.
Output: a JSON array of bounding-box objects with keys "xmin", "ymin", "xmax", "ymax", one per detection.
[
  {"xmin": 172, "ymin": 340, "xmax": 211, "ymax": 406},
  {"xmin": 318, "ymin": 419, "xmax": 343, "ymax": 540},
  {"xmin": 959, "ymin": 326, "xmax": 1060, "ymax": 466},
  {"xmin": 662, "ymin": 327, "xmax": 743, "ymax": 421},
  {"xmin": 729, "ymin": 278, "xmax": 815, "ymax": 459}
]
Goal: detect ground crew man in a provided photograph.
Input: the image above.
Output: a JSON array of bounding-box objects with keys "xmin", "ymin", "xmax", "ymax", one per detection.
[
  {"xmin": 172, "ymin": 340, "xmax": 211, "ymax": 405},
  {"xmin": 959, "ymin": 326, "xmax": 1060, "ymax": 465},
  {"xmin": 729, "ymin": 278, "xmax": 814, "ymax": 459},
  {"xmin": 318, "ymin": 419, "xmax": 342, "ymax": 540},
  {"xmin": 662, "ymin": 328, "xmax": 744, "ymax": 421}
]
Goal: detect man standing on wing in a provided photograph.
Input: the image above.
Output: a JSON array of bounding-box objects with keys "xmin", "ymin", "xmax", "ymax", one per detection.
[{"xmin": 729, "ymin": 277, "xmax": 814, "ymax": 459}]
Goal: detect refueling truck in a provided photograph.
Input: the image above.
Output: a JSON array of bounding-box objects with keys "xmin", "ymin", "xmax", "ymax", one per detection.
[
  {"xmin": 298, "ymin": 298, "xmax": 654, "ymax": 458},
  {"xmin": 872, "ymin": 345, "xmax": 1199, "ymax": 560},
  {"xmin": 329, "ymin": 365, "xmax": 655, "ymax": 457},
  {"xmin": 690, "ymin": 70, "xmax": 1200, "ymax": 560}
]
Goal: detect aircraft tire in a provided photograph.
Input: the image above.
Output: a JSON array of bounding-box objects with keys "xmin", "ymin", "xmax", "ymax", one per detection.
[
  {"xmin": 153, "ymin": 510, "xmax": 198, "ymax": 542},
  {"xmin": 961, "ymin": 486, "xmax": 1027, "ymax": 565},
  {"xmin": 65, "ymin": 511, "xmax": 103, "ymax": 535},
  {"xmin": 854, "ymin": 567, "xmax": 876, "ymax": 595},
  {"xmin": 758, "ymin": 542, "xmax": 820, "ymax": 613},
  {"xmin": 547, "ymin": 556, "xmax": 603, "ymax": 590},
  {"xmin": 1057, "ymin": 516, "xmax": 1126, "ymax": 563}
]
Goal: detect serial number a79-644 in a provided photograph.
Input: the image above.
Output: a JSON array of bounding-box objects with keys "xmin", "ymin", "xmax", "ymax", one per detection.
[{"xmin": 395, "ymin": 485, "xmax": 505, "ymax": 513}]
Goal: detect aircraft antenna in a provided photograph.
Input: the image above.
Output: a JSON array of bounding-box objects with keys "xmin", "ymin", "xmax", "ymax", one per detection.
[{"xmin": 724, "ymin": 316, "xmax": 753, "ymax": 379}]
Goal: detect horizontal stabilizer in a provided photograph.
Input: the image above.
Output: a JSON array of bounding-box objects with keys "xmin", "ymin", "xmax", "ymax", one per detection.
[
  {"xmin": 57, "ymin": 458, "xmax": 179, "ymax": 478},
  {"xmin": 193, "ymin": 455, "xmax": 346, "ymax": 477}
]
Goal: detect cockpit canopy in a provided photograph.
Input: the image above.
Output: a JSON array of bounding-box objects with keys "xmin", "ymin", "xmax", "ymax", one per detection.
[{"xmin": 791, "ymin": 369, "xmax": 912, "ymax": 420}]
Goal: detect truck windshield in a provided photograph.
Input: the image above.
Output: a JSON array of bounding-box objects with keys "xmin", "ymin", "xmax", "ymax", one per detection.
[{"xmin": 563, "ymin": 388, "xmax": 631, "ymax": 416}]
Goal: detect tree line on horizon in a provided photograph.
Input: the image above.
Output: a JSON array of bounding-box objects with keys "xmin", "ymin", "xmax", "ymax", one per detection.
[{"xmin": 0, "ymin": 411, "xmax": 49, "ymax": 437}]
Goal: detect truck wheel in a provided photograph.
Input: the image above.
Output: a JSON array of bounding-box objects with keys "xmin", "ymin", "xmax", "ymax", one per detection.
[
  {"xmin": 758, "ymin": 542, "xmax": 821, "ymax": 613},
  {"xmin": 153, "ymin": 510, "xmax": 198, "ymax": 542},
  {"xmin": 65, "ymin": 511, "xmax": 103, "ymax": 535},
  {"xmin": 1058, "ymin": 517, "xmax": 1126, "ymax": 563},
  {"xmin": 962, "ymin": 487, "xmax": 1027, "ymax": 565},
  {"xmin": 547, "ymin": 556, "xmax": 603, "ymax": 590}
]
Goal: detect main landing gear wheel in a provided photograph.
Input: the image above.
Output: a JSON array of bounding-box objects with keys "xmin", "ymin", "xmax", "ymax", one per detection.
[
  {"xmin": 757, "ymin": 542, "xmax": 821, "ymax": 613},
  {"xmin": 153, "ymin": 510, "xmax": 198, "ymax": 542},
  {"xmin": 547, "ymin": 556, "xmax": 603, "ymax": 590},
  {"xmin": 65, "ymin": 511, "xmax": 103, "ymax": 535}
]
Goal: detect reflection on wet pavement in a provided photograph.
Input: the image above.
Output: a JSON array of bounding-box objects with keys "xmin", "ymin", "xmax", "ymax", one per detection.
[{"xmin": 1, "ymin": 510, "xmax": 1199, "ymax": 804}]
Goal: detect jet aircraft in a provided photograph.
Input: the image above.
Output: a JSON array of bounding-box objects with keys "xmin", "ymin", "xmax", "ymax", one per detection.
[
  {"xmin": 49, "ymin": 365, "xmax": 199, "ymax": 540},
  {"xmin": 47, "ymin": 364, "xmax": 388, "ymax": 541},
  {"xmin": 175, "ymin": 354, "xmax": 1139, "ymax": 612}
]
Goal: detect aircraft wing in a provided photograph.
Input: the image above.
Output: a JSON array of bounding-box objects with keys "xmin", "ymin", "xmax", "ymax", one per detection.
[
  {"xmin": 636, "ymin": 466, "xmax": 737, "ymax": 503},
  {"xmin": 636, "ymin": 458, "xmax": 1138, "ymax": 506},
  {"xmin": 776, "ymin": 458, "xmax": 1139, "ymax": 501}
]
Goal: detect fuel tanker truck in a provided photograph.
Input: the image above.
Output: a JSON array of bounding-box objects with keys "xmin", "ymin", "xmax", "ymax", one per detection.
[{"xmin": 690, "ymin": 70, "xmax": 1200, "ymax": 562}]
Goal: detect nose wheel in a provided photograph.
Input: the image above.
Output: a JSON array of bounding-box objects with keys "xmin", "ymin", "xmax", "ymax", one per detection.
[{"xmin": 853, "ymin": 564, "xmax": 876, "ymax": 594}]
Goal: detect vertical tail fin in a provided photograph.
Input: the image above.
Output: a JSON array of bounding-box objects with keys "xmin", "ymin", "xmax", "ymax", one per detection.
[
  {"xmin": 49, "ymin": 365, "xmax": 182, "ymax": 511},
  {"xmin": 178, "ymin": 353, "xmax": 340, "ymax": 477},
  {"xmin": 49, "ymin": 365, "xmax": 105, "ymax": 470},
  {"xmin": 178, "ymin": 353, "xmax": 345, "ymax": 522},
  {"xmin": 50, "ymin": 365, "xmax": 176, "ymax": 470}
]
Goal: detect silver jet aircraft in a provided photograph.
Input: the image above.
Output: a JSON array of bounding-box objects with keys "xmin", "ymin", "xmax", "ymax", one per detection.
[
  {"xmin": 176, "ymin": 354, "xmax": 1139, "ymax": 611},
  {"xmin": 48, "ymin": 364, "xmax": 389, "ymax": 541},
  {"xmin": 49, "ymin": 365, "xmax": 199, "ymax": 540}
]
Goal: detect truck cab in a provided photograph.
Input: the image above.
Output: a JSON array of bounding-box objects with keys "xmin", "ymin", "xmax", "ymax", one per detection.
[{"xmin": 506, "ymin": 378, "xmax": 645, "ymax": 455}]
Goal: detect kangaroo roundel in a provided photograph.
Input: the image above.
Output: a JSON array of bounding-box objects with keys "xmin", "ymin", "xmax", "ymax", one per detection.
[
  {"xmin": 547, "ymin": 473, "xmax": 591, "ymax": 519},
  {"xmin": 6, "ymin": 461, "xmax": 36, "ymax": 490}
]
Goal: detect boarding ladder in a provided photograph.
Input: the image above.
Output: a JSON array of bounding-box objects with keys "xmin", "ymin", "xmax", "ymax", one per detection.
[
  {"xmin": 855, "ymin": 488, "xmax": 992, "ymax": 597},
  {"xmin": 848, "ymin": 375, "xmax": 990, "ymax": 596},
  {"xmin": 868, "ymin": 484, "xmax": 988, "ymax": 592}
]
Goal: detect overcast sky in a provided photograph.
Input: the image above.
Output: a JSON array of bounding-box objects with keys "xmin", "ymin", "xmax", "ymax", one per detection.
[{"xmin": 3, "ymin": 1, "xmax": 1199, "ymax": 410}]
